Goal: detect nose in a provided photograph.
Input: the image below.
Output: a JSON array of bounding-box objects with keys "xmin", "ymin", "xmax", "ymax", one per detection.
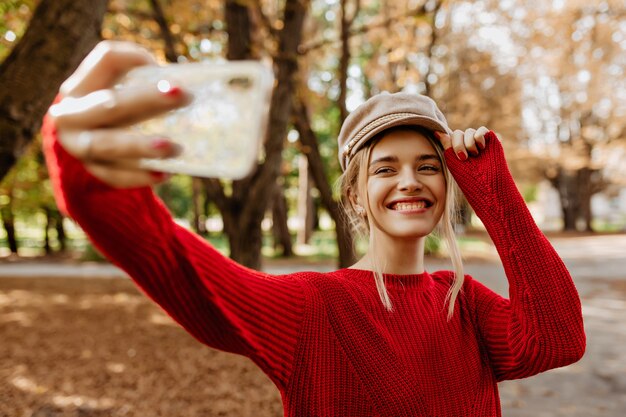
[{"xmin": 397, "ymin": 167, "xmax": 423, "ymax": 192}]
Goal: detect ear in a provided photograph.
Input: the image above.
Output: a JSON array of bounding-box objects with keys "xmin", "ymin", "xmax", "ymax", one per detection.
[
  {"xmin": 347, "ymin": 189, "xmax": 366, "ymax": 215},
  {"xmin": 346, "ymin": 188, "xmax": 359, "ymax": 208}
]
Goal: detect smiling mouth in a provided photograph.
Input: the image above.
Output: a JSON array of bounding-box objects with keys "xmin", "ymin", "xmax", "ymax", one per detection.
[{"xmin": 387, "ymin": 200, "xmax": 432, "ymax": 211}]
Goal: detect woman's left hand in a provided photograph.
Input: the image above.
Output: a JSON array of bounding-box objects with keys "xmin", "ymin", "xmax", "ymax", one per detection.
[{"xmin": 435, "ymin": 127, "xmax": 490, "ymax": 161}]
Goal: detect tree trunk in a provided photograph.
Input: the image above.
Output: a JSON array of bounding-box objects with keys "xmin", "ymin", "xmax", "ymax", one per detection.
[
  {"xmin": 338, "ymin": 0, "xmax": 351, "ymax": 123},
  {"xmin": 551, "ymin": 167, "xmax": 596, "ymax": 232},
  {"xmin": 272, "ymin": 181, "xmax": 293, "ymax": 257},
  {"xmin": 578, "ymin": 167, "xmax": 594, "ymax": 232},
  {"xmin": 0, "ymin": 0, "xmax": 108, "ymax": 181},
  {"xmin": 296, "ymin": 155, "xmax": 314, "ymax": 245},
  {"xmin": 54, "ymin": 210, "xmax": 67, "ymax": 251},
  {"xmin": 0, "ymin": 194, "xmax": 17, "ymax": 254},
  {"xmin": 43, "ymin": 207, "xmax": 52, "ymax": 254},
  {"xmin": 312, "ymin": 197, "xmax": 320, "ymax": 231},
  {"xmin": 293, "ymin": 97, "xmax": 357, "ymax": 267},
  {"xmin": 225, "ymin": 0, "xmax": 254, "ymax": 60},
  {"xmin": 203, "ymin": 0, "xmax": 309, "ymax": 270},
  {"xmin": 191, "ymin": 177, "xmax": 207, "ymax": 235},
  {"xmin": 219, "ymin": 201, "xmax": 264, "ymax": 267},
  {"xmin": 554, "ymin": 169, "xmax": 579, "ymax": 231}
]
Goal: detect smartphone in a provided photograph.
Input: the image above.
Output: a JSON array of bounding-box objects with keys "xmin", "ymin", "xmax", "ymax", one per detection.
[{"xmin": 115, "ymin": 61, "xmax": 274, "ymax": 179}]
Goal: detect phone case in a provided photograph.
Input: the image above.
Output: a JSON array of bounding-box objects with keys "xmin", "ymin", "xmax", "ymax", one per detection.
[{"xmin": 115, "ymin": 61, "xmax": 274, "ymax": 179}]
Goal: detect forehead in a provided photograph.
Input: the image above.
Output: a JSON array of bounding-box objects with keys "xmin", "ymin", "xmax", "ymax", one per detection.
[{"xmin": 370, "ymin": 129, "xmax": 437, "ymax": 159}]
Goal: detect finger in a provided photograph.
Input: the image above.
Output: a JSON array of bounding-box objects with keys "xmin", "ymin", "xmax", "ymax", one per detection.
[
  {"xmin": 464, "ymin": 128, "xmax": 478, "ymax": 156},
  {"xmin": 85, "ymin": 162, "xmax": 171, "ymax": 189},
  {"xmin": 474, "ymin": 126, "xmax": 489, "ymax": 150},
  {"xmin": 61, "ymin": 41, "xmax": 157, "ymax": 97},
  {"xmin": 434, "ymin": 131, "xmax": 452, "ymax": 150},
  {"xmin": 451, "ymin": 130, "xmax": 467, "ymax": 161},
  {"xmin": 50, "ymin": 83, "xmax": 191, "ymax": 130},
  {"xmin": 59, "ymin": 129, "xmax": 182, "ymax": 162}
]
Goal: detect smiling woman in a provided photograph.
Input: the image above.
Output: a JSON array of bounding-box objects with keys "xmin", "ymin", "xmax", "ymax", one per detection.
[
  {"xmin": 339, "ymin": 125, "xmax": 461, "ymax": 314},
  {"xmin": 41, "ymin": 41, "xmax": 586, "ymax": 417}
]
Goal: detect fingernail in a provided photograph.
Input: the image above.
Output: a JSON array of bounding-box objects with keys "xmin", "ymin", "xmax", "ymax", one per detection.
[
  {"xmin": 469, "ymin": 150, "xmax": 479, "ymax": 157},
  {"xmin": 157, "ymin": 80, "xmax": 182, "ymax": 97},
  {"xmin": 478, "ymin": 142, "xmax": 486, "ymax": 150},
  {"xmin": 164, "ymin": 86, "xmax": 181, "ymax": 97},
  {"xmin": 151, "ymin": 138, "xmax": 172, "ymax": 150},
  {"xmin": 433, "ymin": 131, "xmax": 441, "ymax": 139},
  {"xmin": 457, "ymin": 151, "xmax": 468, "ymax": 161}
]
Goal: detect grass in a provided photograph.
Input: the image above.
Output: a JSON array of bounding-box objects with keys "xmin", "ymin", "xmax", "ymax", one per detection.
[{"xmin": 10, "ymin": 215, "xmax": 620, "ymax": 263}]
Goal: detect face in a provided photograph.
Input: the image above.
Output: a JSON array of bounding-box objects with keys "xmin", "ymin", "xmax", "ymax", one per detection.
[{"xmin": 360, "ymin": 129, "xmax": 446, "ymax": 240}]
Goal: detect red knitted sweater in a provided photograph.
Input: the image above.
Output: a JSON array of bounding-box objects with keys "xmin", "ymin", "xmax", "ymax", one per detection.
[{"xmin": 42, "ymin": 115, "xmax": 585, "ymax": 416}]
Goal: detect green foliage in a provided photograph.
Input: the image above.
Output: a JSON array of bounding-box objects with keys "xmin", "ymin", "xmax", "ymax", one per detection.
[
  {"xmin": 424, "ymin": 234, "xmax": 441, "ymax": 255},
  {"xmin": 80, "ymin": 242, "xmax": 107, "ymax": 262},
  {"xmin": 0, "ymin": 135, "xmax": 54, "ymax": 216},
  {"xmin": 522, "ymin": 184, "xmax": 538, "ymax": 203},
  {"xmin": 0, "ymin": 0, "xmax": 35, "ymax": 60},
  {"xmin": 154, "ymin": 174, "xmax": 193, "ymax": 220},
  {"xmin": 0, "ymin": 134, "xmax": 59, "ymax": 254}
]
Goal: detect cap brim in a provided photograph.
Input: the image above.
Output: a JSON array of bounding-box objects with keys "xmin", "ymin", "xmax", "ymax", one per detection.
[
  {"xmin": 364, "ymin": 115, "xmax": 450, "ymax": 141},
  {"xmin": 342, "ymin": 114, "xmax": 450, "ymax": 170}
]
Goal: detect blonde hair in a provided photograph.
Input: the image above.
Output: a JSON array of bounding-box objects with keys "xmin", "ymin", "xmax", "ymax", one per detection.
[{"xmin": 338, "ymin": 126, "xmax": 464, "ymax": 320}]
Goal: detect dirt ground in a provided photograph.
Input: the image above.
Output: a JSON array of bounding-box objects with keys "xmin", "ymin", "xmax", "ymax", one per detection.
[
  {"xmin": 2, "ymin": 234, "xmax": 626, "ymax": 417},
  {"xmin": 0, "ymin": 276, "xmax": 282, "ymax": 417}
]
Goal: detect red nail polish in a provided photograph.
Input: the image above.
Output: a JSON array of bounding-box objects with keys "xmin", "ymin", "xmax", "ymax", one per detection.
[
  {"xmin": 163, "ymin": 86, "xmax": 181, "ymax": 97},
  {"xmin": 150, "ymin": 171, "xmax": 169, "ymax": 181},
  {"xmin": 457, "ymin": 152, "xmax": 468, "ymax": 161},
  {"xmin": 433, "ymin": 131, "xmax": 441, "ymax": 139},
  {"xmin": 151, "ymin": 138, "xmax": 171, "ymax": 150},
  {"xmin": 478, "ymin": 142, "xmax": 486, "ymax": 150}
]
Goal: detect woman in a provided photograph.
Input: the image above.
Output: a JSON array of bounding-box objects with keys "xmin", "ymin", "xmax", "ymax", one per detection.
[{"xmin": 43, "ymin": 41, "xmax": 585, "ymax": 416}]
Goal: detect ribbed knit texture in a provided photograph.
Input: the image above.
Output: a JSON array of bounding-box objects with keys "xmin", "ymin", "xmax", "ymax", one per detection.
[{"xmin": 42, "ymin": 111, "xmax": 585, "ymax": 417}]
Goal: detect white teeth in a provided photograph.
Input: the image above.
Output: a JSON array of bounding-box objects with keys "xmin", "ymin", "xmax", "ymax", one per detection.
[{"xmin": 392, "ymin": 201, "xmax": 426, "ymax": 211}]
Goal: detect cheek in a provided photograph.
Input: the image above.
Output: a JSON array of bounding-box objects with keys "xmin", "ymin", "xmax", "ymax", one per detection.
[
  {"xmin": 427, "ymin": 175, "xmax": 447, "ymax": 207},
  {"xmin": 366, "ymin": 179, "xmax": 389, "ymax": 208}
]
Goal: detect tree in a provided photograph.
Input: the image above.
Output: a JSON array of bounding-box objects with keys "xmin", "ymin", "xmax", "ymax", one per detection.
[
  {"xmin": 198, "ymin": 0, "xmax": 309, "ymax": 269},
  {"xmin": 0, "ymin": 138, "xmax": 60, "ymax": 254},
  {"xmin": 293, "ymin": 96, "xmax": 357, "ymax": 266},
  {"xmin": 0, "ymin": 0, "xmax": 109, "ymax": 181},
  {"xmin": 510, "ymin": 0, "xmax": 625, "ymax": 231}
]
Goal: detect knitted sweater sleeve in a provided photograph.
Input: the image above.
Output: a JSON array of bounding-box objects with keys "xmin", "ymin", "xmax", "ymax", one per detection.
[
  {"xmin": 41, "ymin": 111, "xmax": 304, "ymax": 388},
  {"xmin": 445, "ymin": 132, "xmax": 586, "ymax": 381}
]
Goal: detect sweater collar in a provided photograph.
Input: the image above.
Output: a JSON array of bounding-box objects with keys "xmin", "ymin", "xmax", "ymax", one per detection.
[{"xmin": 338, "ymin": 268, "xmax": 433, "ymax": 290}]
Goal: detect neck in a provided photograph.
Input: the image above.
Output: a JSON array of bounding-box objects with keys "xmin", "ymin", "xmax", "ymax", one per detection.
[{"xmin": 353, "ymin": 230, "xmax": 426, "ymax": 275}]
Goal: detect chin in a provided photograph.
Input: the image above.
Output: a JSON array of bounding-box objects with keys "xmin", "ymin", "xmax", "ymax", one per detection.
[{"xmin": 379, "ymin": 224, "xmax": 437, "ymax": 240}]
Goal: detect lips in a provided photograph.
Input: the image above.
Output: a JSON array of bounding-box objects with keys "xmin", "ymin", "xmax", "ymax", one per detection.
[{"xmin": 386, "ymin": 198, "xmax": 433, "ymax": 211}]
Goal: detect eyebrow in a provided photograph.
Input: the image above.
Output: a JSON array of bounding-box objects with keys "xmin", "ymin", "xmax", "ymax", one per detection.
[{"xmin": 369, "ymin": 154, "xmax": 440, "ymax": 166}]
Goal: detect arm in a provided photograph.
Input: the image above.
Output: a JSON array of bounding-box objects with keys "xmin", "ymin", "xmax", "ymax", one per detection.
[
  {"xmin": 42, "ymin": 107, "xmax": 305, "ymax": 389},
  {"xmin": 445, "ymin": 131, "xmax": 585, "ymax": 381}
]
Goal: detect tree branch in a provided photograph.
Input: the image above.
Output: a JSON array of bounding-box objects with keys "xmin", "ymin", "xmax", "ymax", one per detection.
[
  {"xmin": 249, "ymin": 0, "xmax": 278, "ymax": 40},
  {"xmin": 299, "ymin": 4, "xmax": 428, "ymax": 54},
  {"xmin": 0, "ymin": 0, "xmax": 108, "ymax": 181},
  {"xmin": 148, "ymin": 0, "xmax": 178, "ymax": 62}
]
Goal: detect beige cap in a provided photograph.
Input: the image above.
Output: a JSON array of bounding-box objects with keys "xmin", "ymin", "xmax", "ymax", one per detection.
[{"xmin": 337, "ymin": 92, "xmax": 452, "ymax": 171}]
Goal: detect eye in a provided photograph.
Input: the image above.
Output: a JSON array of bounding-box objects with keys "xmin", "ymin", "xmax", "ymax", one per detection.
[
  {"xmin": 418, "ymin": 164, "xmax": 441, "ymax": 173},
  {"xmin": 373, "ymin": 167, "xmax": 395, "ymax": 175}
]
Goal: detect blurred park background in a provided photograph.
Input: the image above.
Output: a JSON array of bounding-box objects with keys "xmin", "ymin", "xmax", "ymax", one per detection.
[{"xmin": 0, "ymin": 0, "xmax": 625, "ymax": 416}]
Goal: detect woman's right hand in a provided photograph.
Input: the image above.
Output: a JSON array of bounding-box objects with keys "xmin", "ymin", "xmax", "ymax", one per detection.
[{"xmin": 48, "ymin": 40, "xmax": 191, "ymax": 188}]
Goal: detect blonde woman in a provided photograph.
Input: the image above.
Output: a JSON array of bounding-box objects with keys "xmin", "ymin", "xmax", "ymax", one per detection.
[{"xmin": 43, "ymin": 41, "xmax": 585, "ymax": 416}]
